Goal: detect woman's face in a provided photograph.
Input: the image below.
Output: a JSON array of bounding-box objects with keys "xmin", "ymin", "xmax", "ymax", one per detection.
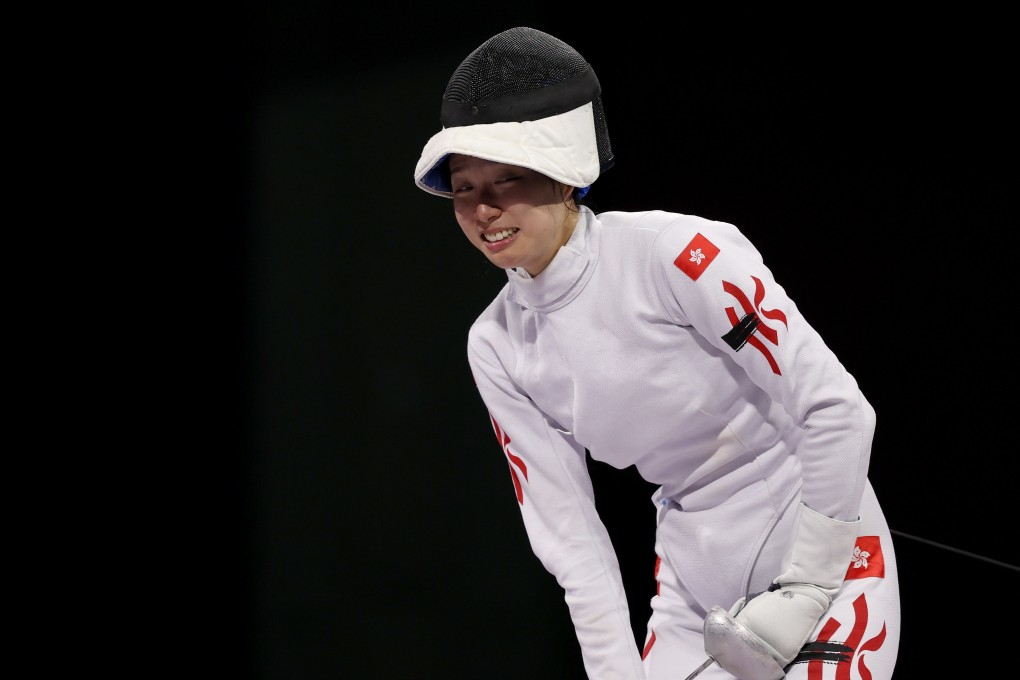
[{"xmin": 449, "ymin": 154, "xmax": 576, "ymax": 277}]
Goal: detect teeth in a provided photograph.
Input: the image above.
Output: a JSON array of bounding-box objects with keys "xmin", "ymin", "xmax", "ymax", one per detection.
[{"xmin": 484, "ymin": 228, "xmax": 518, "ymax": 243}]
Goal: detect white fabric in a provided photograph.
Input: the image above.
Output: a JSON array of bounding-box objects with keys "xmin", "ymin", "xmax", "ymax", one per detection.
[
  {"xmin": 414, "ymin": 102, "xmax": 600, "ymax": 197},
  {"xmin": 466, "ymin": 207, "xmax": 883, "ymax": 679}
]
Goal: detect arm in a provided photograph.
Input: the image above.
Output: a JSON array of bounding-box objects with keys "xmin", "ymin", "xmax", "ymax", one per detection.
[
  {"xmin": 651, "ymin": 218, "xmax": 873, "ymax": 675},
  {"xmin": 650, "ymin": 217, "xmax": 874, "ymax": 521},
  {"xmin": 468, "ymin": 323, "xmax": 645, "ymax": 680}
]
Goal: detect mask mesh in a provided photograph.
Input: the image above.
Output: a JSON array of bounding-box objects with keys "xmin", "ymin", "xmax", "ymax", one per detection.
[
  {"xmin": 444, "ymin": 28, "xmax": 590, "ymax": 103},
  {"xmin": 440, "ymin": 27, "xmax": 614, "ymax": 174}
]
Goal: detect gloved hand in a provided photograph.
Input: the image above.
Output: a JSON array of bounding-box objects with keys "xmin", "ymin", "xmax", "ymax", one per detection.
[{"xmin": 715, "ymin": 503, "xmax": 860, "ymax": 675}]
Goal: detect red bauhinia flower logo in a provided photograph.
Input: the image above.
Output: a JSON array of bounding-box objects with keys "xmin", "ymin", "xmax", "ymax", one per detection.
[
  {"xmin": 846, "ymin": 536, "xmax": 885, "ymax": 580},
  {"xmin": 674, "ymin": 232, "xmax": 721, "ymax": 281}
]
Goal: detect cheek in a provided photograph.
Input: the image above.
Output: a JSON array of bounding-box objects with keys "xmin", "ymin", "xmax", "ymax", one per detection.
[
  {"xmin": 454, "ymin": 213, "xmax": 476, "ymax": 240},
  {"xmin": 526, "ymin": 204, "xmax": 562, "ymax": 232},
  {"xmin": 453, "ymin": 202, "xmax": 476, "ymax": 227}
]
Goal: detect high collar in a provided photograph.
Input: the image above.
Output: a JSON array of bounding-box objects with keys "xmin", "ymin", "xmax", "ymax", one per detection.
[{"xmin": 506, "ymin": 206, "xmax": 599, "ymax": 312}]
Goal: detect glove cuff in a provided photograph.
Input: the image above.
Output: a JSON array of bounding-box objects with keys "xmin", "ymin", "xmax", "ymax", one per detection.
[{"xmin": 775, "ymin": 503, "xmax": 860, "ymax": 598}]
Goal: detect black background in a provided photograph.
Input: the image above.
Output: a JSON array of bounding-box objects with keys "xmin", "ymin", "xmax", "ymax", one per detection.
[{"xmin": 201, "ymin": 6, "xmax": 1017, "ymax": 679}]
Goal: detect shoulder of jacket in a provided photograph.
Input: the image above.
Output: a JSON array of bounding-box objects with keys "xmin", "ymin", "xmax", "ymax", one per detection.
[{"xmin": 595, "ymin": 209, "xmax": 724, "ymax": 235}]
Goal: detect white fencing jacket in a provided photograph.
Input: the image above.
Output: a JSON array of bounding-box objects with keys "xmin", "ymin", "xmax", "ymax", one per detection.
[{"xmin": 466, "ymin": 207, "xmax": 875, "ymax": 679}]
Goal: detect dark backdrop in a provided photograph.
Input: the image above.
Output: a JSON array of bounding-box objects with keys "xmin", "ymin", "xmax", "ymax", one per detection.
[{"xmin": 205, "ymin": 6, "xmax": 1018, "ymax": 679}]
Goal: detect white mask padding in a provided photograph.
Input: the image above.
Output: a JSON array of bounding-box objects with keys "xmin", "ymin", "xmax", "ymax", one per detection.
[{"xmin": 414, "ymin": 102, "xmax": 600, "ymax": 198}]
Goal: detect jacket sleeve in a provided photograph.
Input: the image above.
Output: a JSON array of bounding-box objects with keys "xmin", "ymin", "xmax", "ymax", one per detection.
[
  {"xmin": 649, "ymin": 216, "xmax": 874, "ymax": 522},
  {"xmin": 467, "ymin": 320, "xmax": 646, "ymax": 680}
]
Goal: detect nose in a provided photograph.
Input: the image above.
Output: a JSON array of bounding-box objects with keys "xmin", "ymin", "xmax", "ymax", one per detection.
[{"xmin": 475, "ymin": 199, "xmax": 501, "ymax": 223}]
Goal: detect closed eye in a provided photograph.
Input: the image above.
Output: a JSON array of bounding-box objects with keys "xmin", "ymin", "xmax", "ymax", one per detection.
[{"xmin": 452, "ymin": 174, "xmax": 521, "ymax": 194}]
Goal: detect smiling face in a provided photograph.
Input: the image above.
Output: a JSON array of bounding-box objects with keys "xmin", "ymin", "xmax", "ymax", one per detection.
[{"xmin": 449, "ymin": 154, "xmax": 578, "ymax": 277}]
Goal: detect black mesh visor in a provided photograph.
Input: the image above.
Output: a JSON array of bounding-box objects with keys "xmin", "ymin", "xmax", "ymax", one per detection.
[{"xmin": 439, "ymin": 27, "xmax": 614, "ymax": 174}]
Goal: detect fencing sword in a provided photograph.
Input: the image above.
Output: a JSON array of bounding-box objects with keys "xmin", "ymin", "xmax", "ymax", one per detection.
[{"xmin": 683, "ymin": 655, "xmax": 717, "ymax": 680}]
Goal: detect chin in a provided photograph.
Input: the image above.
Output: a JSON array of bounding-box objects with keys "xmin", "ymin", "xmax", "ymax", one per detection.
[{"xmin": 480, "ymin": 247, "xmax": 511, "ymax": 266}]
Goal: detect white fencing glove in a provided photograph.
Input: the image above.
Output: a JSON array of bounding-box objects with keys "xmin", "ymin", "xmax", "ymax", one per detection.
[{"xmin": 711, "ymin": 503, "xmax": 859, "ymax": 678}]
